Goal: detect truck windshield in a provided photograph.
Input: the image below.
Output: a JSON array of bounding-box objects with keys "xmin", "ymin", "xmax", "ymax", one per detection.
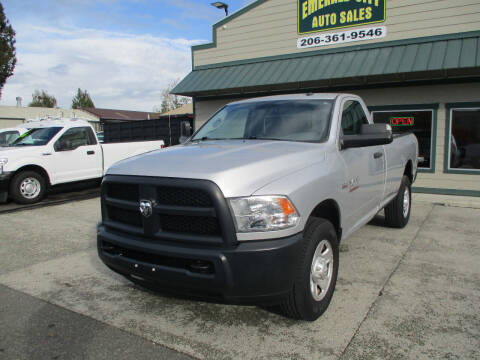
[
  {"xmin": 0, "ymin": 131, "xmax": 20, "ymax": 146},
  {"xmin": 12, "ymin": 127, "xmax": 63, "ymax": 147},
  {"xmin": 191, "ymin": 100, "xmax": 334, "ymax": 143}
]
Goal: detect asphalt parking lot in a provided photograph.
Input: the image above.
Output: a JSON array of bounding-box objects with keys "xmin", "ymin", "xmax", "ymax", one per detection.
[
  {"xmin": 0, "ymin": 182, "xmax": 99, "ymax": 214},
  {"xmin": 0, "ymin": 197, "xmax": 479, "ymax": 359}
]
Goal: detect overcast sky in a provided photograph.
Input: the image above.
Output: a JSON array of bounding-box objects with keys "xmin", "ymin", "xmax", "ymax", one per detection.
[{"xmin": 1, "ymin": 0, "xmax": 254, "ymax": 111}]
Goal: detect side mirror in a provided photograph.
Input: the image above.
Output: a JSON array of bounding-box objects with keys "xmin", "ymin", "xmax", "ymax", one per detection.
[
  {"xmin": 179, "ymin": 121, "xmax": 192, "ymax": 144},
  {"xmin": 341, "ymin": 124, "xmax": 393, "ymax": 149}
]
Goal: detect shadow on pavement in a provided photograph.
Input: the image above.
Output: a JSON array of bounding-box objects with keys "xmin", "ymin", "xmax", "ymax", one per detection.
[{"xmin": 0, "ymin": 180, "xmax": 100, "ymax": 214}]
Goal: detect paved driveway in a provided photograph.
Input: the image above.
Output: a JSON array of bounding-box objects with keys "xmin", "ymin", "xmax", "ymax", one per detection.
[{"xmin": 0, "ymin": 198, "xmax": 479, "ymax": 359}]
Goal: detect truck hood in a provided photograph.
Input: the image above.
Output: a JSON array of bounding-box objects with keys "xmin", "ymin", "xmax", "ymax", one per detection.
[
  {"xmin": 0, "ymin": 146, "xmax": 44, "ymax": 158},
  {"xmin": 107, "ymin": 140, "xmax": 327, "ymax": 197}
]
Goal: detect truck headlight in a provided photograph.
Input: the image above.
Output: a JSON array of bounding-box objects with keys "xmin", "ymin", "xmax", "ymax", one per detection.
[
  {"xmin": 0, "ymin": 158, "xmax": 7, "ymax": 175},
  {"xmin": 228, "ymin": 196, "xmax": 300, "ymax": 232}
]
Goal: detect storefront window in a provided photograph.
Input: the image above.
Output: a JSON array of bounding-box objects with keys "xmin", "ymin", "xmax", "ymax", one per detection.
[
  {"xmin": 372, "ymin": 109, "xmax": 434, "ymax": 169},
  {"xmin": 449, "ymin": 108, "xmax": 480, "ymax": 171}
]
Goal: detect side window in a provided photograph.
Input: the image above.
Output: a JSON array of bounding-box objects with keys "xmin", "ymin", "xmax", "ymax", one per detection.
[
  {"xmin": 341, "ymin": 100, "xmax": 368, "ymax": 135},
  {"xmin": 55, "ymin": 127, "xmax": 90, "ymax": 150},
  {"xmin": 0, "ymin": 131, "xmax": 20, "ymax": 145},
  {"xmin": 85, "ymin": 127, "xmax": 98, "ymax": 145}
]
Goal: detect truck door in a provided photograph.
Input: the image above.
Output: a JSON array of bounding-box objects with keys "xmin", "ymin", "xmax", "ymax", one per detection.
[
  {"xmin": 49, "ymin": 126, "xmax": 102, "ymax": 184},
  {"xmin": 338, "ymin": 100, "xmax": 386, "ymax": 229}
]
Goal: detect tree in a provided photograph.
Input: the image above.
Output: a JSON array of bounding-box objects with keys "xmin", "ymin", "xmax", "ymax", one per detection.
[
  {"xmin": 72, "ymin": 88, "xmax": 95, "ymax": 109},
  {"xmin": 156, "ymin": 79, "xmax": 191, "ymax": 113},
  {"xmin": 29, "ymin": 89, "xmax": 57, "ymax": 108},
  {"xmin": 0, "ymin": 3, "xmax": 16, "ymax": 99}
]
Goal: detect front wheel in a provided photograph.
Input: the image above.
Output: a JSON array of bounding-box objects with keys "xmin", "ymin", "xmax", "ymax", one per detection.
[
  {"xmin": 9, "ymin": 171, "xmax": 47, "ymax": 204},
  {"xmin": 280, "ymin": 218, "xmax": 339, "ymax": 321},
  {"xmin": 384, "ymin": 175, "xmax": 411, "ymax": 228}
]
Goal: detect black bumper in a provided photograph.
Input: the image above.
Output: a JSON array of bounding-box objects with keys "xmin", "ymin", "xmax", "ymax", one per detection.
[
  {"xmin": 97, "ymin": 225, "xmax": 303, "ymax": 304},
  {"xmin": 0, "ymin": 172, "xmax": 13, "ymax": 203}
]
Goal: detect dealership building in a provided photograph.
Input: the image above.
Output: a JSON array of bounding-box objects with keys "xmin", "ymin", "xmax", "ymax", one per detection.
[{"xmin": 173, "ymin": 0, "xmax": 480, "ymax": 197}]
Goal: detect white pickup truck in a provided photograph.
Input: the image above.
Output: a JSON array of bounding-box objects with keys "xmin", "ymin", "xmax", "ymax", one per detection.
[{"xmin": 0, "ymin": 118, "xmax": 164, "ymax": 204}]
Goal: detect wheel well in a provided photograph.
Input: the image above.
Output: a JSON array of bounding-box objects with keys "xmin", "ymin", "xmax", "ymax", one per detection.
[
  {"xmin": 404, "ymin": 160, "xmax": 413, "ymax": 183},
  {"xmin": 309, "ymin": 199, "xmax": 342, "ymax": 240},
  {"xmin": 14, "ymin": 165, "xmax": 51, "ymax": 186}
]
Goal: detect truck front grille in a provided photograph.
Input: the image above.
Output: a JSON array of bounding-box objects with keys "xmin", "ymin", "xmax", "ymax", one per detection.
[
  {"xmin": 106, "ymin": 206, "xmax": 142, "ymax": 228},
  {"xmin": 101, "ymin": 176, "xmax": 236, "ymax": 247},
  {"xmin": 156, "ymin": 186, "xmax": 213, "ymax": 207},
  {"xmin": 159, "ymin": 214, "xmax": 220, "ymax": 235},
  {"xmin": 106, "ymin": 182, "xmax": 139, "ymax": 202}
]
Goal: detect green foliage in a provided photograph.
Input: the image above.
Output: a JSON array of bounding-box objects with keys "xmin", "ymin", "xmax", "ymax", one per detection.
[
  {"xmin": 0, "ymin": 3, "xmax": 16, "ymax": 99},
  {"xmin": 29, "ymin": 89, "xmax": 57, "ymax": 108},
  {"xmin": 72, "ymin": 88, "xmax": 95, "ymax": 109}
]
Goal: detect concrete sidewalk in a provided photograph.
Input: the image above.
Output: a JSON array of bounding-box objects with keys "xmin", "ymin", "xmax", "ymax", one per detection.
[
  {"xmin": 0, "ymin": 198, "xmax": 479, "ymax": 359},
  {"xmin": 414, "ymin": 192, "xmax": 480, "ymax": 209}
]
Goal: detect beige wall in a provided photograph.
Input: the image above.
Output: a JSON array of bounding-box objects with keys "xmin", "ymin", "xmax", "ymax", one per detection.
[
  {"xmin": 194, "ymin": 0, "xmax": 480, "ymax": 67},
  {"xmin": 0, "ymin": 106, "xmax": 100, "ymax": 130},
  {"xmin": 0, "ymin": 118, "xmax": 23, "ymax": 129},
  {"xmin": 195, "ymin": 82, "xmax": 480, "ymax": 193},
  {"xmin": 195, "ymin": 98, "xmax": 243, "ymax": 130}
]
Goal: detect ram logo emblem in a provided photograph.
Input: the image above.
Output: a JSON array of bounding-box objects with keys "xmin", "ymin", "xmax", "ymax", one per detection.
[{"xmin": 139, "ymin": 200, "xmax": 153, "ymax": 218}]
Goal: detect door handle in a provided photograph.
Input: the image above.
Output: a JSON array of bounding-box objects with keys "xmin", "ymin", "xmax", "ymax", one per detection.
[
  {"xmin": 42, "ymin": 153, "xmax": 52, "ymax": 156},
  {"xmin": 87, "ymin": 150, "xmax": 95, "ymax": 155},
  {"xmin": 373, "ymin": 152, "xmax": 383, "ymax": 159}
]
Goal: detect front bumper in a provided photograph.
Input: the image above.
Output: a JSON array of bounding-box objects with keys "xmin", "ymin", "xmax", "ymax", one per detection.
[
  {"xmin": 97, "ymin": 224, "xmax": 303, "ymax": 304},
  {"xmin": 0, "ymin": 171, "xmax": 13, "ymax": 203}
]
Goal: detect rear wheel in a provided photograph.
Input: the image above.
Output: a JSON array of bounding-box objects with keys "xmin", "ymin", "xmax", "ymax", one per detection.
[
  {"xmin": 280, "ymin": 218, "xmax": 339, "ymax": 321},
  {"xmin": 384, "ymin": 175, "xmax": 411, "ymax": 228},
  {"xmin": 10, "ymin": 170, "xmax": 47, "ymax": 204}
]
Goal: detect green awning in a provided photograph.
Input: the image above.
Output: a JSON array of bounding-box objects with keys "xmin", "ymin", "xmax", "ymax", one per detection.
[{"xmin": 173, "ymin": 31, "xmax": 480, "ymax": 97}]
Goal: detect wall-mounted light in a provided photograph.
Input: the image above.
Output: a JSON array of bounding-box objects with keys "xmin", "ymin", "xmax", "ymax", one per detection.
[{"xmin": 211, "ymin": 2, "xmax": 229, "ymax": 16}]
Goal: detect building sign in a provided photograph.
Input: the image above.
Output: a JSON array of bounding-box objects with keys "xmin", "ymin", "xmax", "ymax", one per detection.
[
  {"xmin": 297, "ymin": 26, "xmax": 386, "ymax": 48},
  {"xmin": 298, "ymin": 0, "xmax": 386, "ymax": 35},
  {"xmin": 390, "ymin": 117, "xmax": 414, "ymax": 126}
]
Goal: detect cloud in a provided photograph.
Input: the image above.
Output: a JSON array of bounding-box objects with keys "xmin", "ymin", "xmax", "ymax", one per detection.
[{"xmin": 1, "ymin": 24, "xmax": 202, "ymax": 111}]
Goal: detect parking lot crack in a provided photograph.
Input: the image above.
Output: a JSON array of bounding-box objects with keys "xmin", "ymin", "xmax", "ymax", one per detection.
[{"xmin": 338, "ymin": 204, "xmax": 436, "ymax": 359}]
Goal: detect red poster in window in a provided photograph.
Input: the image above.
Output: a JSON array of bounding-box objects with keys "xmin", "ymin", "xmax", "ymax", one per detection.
[{"xmin": 390, "ymin": 117, "xmax": 414, "ymax": 126}]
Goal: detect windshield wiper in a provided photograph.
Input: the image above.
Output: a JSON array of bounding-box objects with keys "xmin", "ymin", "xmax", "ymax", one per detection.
[
  {"xmin": 245, "ymin": 137, "xmax": 290, "ymax": 141},
  {"xmin": 192, "ymin": 136, "xmax": 227, "ymax": 142}
]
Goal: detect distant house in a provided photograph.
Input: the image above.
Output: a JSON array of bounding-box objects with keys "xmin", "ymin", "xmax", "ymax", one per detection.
[
  {"xmin": 0, "ymin": 106, "xmax": 101, "ymax": 130},
  {"xmin": 81, "ymin": 108, "xmax": 160, "ymax": 128},
  {"xmin": 161, "ymin": 103, "xmax": 193, "ymax": 116}
]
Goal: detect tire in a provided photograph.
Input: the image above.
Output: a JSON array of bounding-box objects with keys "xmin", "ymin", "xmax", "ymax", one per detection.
[
  {"xmin": 280, "ymin": 218, "xmax": 339, "ymax": 321},
  {"xmin": 9, "ymin": 170, "xmax": 47, "ymax": 204},
  {"xmin": 384, "ymin": 175, "xmax": 411, "ymax": 228}
]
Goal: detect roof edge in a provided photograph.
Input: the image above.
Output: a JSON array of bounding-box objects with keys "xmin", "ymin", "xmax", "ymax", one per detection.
[
  {"xmin": 191, "ymin": 0, "xmax": 269, "ymax": 66},
  {"xmin": 194, "ymin": 30, "xmax": 480, "ymax": 71}
]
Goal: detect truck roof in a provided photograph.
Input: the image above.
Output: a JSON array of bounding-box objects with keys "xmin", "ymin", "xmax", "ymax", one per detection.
[
  {"xmin": 229, "ymin": 93, "xmax": 353, "ymax": 105},
  {"xmin": 24, "ymin": 117, "xmax": 92, "ymax": 128}
]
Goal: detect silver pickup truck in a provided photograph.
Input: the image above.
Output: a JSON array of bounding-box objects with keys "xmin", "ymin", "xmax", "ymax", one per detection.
[{"xmin": 97, "ymin": 93, "xmax": 418, "ymax": 321}]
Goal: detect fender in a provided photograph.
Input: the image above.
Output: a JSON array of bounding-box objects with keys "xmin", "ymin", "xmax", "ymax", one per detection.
[{"xmin": 6, "ymin": 155, "xmax": 54, "ymax": 185}]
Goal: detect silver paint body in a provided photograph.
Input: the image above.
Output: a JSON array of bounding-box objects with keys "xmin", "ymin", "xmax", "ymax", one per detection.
[{"xmin": 107, "ymin": 94, "xmax": 418, "ymax": 241}]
